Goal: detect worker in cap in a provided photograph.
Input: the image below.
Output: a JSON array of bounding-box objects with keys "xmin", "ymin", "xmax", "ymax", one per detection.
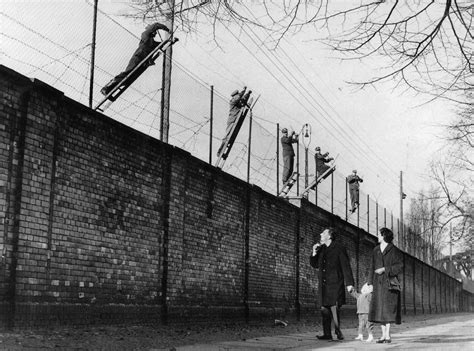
[
  {"xmin": 347, "ymin": 170, "xmax": 363, "ymax": 213},
  {"xmin": 281, "ymin": 128, "xmax": 298, "ymax": 184},
  {"xmin": 101, "ymin": 22, "xmax": 170, "ymax": 95},
  {"xmin": 217, "ymin": 87, "xmax": 252, "ymax": 156},
  {"xmin": 315, "ymin": 146, "xmax": 333, "ymax": 177}
]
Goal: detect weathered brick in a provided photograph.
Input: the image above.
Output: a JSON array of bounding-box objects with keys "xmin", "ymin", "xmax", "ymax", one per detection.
[{"xmin": 0, "ymin": 65, "xmax": 469, "ymax": 328}]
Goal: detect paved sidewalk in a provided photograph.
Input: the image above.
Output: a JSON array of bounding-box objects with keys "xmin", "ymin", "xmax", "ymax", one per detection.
[{"xmin": 173, "ymin": 313, "xmax": 474, "ymax": 350}]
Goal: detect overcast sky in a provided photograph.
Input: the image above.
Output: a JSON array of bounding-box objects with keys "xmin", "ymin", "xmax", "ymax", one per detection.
[{"xmin": 1, "ymin": 0, "xmax": 457, "ymax": 216}]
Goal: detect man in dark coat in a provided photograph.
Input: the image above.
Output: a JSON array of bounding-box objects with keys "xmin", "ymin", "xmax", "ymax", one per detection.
[
  {"xmin": 101, "ymin": 22, "xmax": 170, "ymax": 95},
  {"xmin": 315, "ymin": 147, "xmax": 333, "ymax": 177},
  {"xmin": 281, "ymin": 128, "xmax": 298, "ymax": 184},
  {"xmin": 310, "ymin": 228, "xmax": 354, "ymax": 341},
  {"xmin": 217, "ymin": 87, "xmax": 252, "ymax": 156},
  {"xmin": 347, "ymin": 170, "xmax": 363, "ymax": 213}
]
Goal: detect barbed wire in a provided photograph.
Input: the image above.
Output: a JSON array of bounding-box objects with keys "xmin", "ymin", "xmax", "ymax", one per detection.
[{"xmin": 0, "ymin": 4, "xmax": 436, "ymax": 261}]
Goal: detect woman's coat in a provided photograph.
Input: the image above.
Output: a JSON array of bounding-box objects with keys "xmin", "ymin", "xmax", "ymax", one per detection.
[{"xmin": 367, "ymin": 243, "xmax": 403, "ymax": 324}]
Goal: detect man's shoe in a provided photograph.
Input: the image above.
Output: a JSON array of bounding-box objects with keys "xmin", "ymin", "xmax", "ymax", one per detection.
[
  {"xmin": 316, "ymin": 335, "xmax": 332, "ymax": 340},
  {"xmin": 335, "ymin": 329, "xmax": 344, "ymax": 340},
  {"xmin": 376, "ymin": 338, "xmax": 386, "ymax": 343},
  {"xmin": 100, "ymin": 87, "xmax": 109, "ymax": 95}
]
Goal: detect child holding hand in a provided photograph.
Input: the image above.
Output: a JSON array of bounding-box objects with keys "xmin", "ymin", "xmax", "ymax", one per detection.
[{"xmin": 350, "ymin": 283, "xmax": 374, "ymax": 342}]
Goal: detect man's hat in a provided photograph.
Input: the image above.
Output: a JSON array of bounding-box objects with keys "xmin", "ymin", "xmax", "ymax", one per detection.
[
  {"xmin": 353, "ymin": 169, "xmax": 357, "ymax": 173},
  {"xmin": 282, "ymin": 128, "xmax": 288, "ymax": 133},
  {"xmin": 231, "ymin": 89, "xmax": 239, "ymax": 96},
  {"xmin": 315, "ymin": 146, "xmax": 321, "ymax": 151}
]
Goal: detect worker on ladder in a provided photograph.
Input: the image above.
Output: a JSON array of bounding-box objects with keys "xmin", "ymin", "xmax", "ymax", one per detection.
[
  {"xmin": 100, "ymin": 22, "xmax": 170, "ymax": 96},
  {"xmin": 217, "ymin": 87, "xmax": 252, "ymax": 157},
  {"xmin": 281, "ymin": 128, "xmax": 298, "ymax": 185},
  {"xmin": 347, "ymin": 170, "xmax": 363, "ymax": 213},
  {"xmin": 315, "ymin": 146, "xmax": 334, "ymax": 178}
]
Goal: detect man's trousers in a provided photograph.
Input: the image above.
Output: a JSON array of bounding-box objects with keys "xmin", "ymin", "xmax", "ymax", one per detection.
[
  {"xmin": 321, "ymin": 305, "xmax": 341, "ymax": 336},
  {"xmin": 350, "ymin": 187, "xmax": 359, "ymax": 210},
  {"xmin": 282, "ymin": 155, "xmax": 294, "ymax": 183}
]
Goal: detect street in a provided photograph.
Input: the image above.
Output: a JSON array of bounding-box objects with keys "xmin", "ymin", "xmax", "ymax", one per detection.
[{"xmin": 173, "ymin": 313, "xmax": 474, "ymax": 351}]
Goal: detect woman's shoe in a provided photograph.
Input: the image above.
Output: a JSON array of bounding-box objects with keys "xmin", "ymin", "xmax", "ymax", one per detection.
[
  {"xmin": 383, "ymin": 339, "xmax": 392, "ymax": 343},
  {"xmin": 366, "ymin": 335, "xmax": 374, "ymax": 342},
  {"xmin": 354, "ymin": 334, "xmax": 363, "ymax": 341}
]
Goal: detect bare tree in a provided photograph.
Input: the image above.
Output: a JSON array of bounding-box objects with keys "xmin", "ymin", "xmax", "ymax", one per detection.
[
  {"xmin": 430, "ymin": 158, "xmax": 473, "ymax": 245},
  {"xmin": 406, "ymin": 189, "xmax": 446, "ymax": 264},
  {"xmin": 446, "ymin": 91, "xmax": 474, "ymax": 168},
  {"xmin": 406, "ymin": 90, "xmax": 472, "ymax": 268},
  {"xmin": 126, "ymin": 1, "xmax": 473, "ymax": 102}
]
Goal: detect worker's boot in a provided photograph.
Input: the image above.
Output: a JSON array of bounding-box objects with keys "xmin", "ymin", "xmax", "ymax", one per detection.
[{"xmin": 101, "ymin": 79, "xmax": 117, "ymax": 95}]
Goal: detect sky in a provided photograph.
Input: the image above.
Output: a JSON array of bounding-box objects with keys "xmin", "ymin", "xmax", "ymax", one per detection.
[{"xmin": 0, "ymin": 0, "xmax": 458, "ymax": 224}]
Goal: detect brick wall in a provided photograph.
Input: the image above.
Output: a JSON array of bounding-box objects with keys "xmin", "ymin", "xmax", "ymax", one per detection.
[{"xmin": 0, "ymin": 65, "xmax": 470, "ymax": 327}]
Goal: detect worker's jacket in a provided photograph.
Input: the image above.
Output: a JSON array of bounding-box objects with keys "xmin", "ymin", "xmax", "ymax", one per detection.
[
  {"xmin": 315, "ymin": 152, "xmax": 331, "ymax": 173},
  {"xmin": 347, "ymin": 175, "xmax": 363, "ymax": 190},
  {"xmin": 281, "ymin": 134, "xmax": 297, "ymax": 157},
  {"xmin": 124, "ymin": 22, "xmax": 169, "ymax": 71},
  {"xmin": 227, "ymin": 90, "xmax": 247, "ymax": 128}
]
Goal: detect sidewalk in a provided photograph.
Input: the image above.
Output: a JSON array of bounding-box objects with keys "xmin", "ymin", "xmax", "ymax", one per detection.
[{"xmin": 172, "ymin": 313, "xmax": 474, "ymax": 351}]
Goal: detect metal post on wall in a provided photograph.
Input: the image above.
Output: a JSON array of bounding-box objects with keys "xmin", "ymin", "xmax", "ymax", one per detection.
[
  {"xmin": 384, "ymin": 207, "xmax": 387, "ymax": 227},
  {"xmin": 397, "ymin": 218, "xmax": 400, "ymax": 248},
  {"xmin": 302, "ymin": 123, "xmax": 311, "ymax": 200},
  {"xmin": 400, "ymin": 171, "xmax": 406, "ymax": 251},
  {"xmin": 89, "ymin": 0, "xmax": 98, "ymax": 108},
  {"xmin": 296, "ymin": 140, "xmax": 300, "ymax": 196},
  {"xmin": 408, "ymin": 224, "xmax": 412, "ymax": 258},
  {"xmin": 276, "ymin": 123, "xmax": 280, "ymax": 196},
  {"xmin": 209, "ymin": 85, "xmax": 214, "ymax": 164},
  {"xmin": 314, "ymin": 160, "xmax": 318, "ymax": 205},
  {"xmin": 345, "ymin": 177, "xmax": 348, "ymax": 221},
  {"xmin": 247, "ymin": 107, "xmax": 253, "ymax": 184},
  {"xmin": 331, "ymin": 172, "xmax": 334, "ymax": 213},
  {"xmin": 375, "ymin": 201, "xmax": 378, "ymax": 233},
  {"xmin": 357, "ymin": 197, "xmax": 360, "ymax": 227},
  {"xmin": 391, "ymin": 212, "xmax": 394, "ymax": 232},
  {"xmin": 304, "ymin": 147, "xmax": 308, "ymax": 199},
  {"xmin": 367, "ymin": 194, "xmax": 370, "ymax": 233}
]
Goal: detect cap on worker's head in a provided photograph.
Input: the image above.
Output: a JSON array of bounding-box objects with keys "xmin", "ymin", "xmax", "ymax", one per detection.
[
  {"xmin": 282, "ymin": 128, "xmax": 288, "ymax": 133},
  {"xmin": 315, "ymin": 146, "xmax": 321, "ymax": 151},
  {"xmin": 231, "ymin": 89, "xmax": 239, "ymax": 96},
  {"xmin": 353, "ymin": 169, "xmax": 357, "ymax": 173}
]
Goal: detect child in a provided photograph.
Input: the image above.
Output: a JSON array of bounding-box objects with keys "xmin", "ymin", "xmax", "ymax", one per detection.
[{"xmin": 350, "ymin": 283, "xmax": 374, "ymax": 342}]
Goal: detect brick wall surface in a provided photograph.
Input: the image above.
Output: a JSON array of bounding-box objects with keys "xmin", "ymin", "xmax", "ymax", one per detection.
[{"xmin": 0, "ymin": 65, "xmax": 471, "ymax": 327}]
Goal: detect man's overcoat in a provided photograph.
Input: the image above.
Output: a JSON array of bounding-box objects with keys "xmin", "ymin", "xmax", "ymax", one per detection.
[
  {"xmin": 310, "ymin": 242, "xmax": 354, "ymax": 306},
  {"xmin": 367, "ymin": 243, "xmax": 402, "ymax": 324}
]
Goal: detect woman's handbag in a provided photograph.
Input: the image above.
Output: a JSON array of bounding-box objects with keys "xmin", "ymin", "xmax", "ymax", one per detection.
[{"xmin": 388, "ymin": 276, "xmax": 401, "ymax": 292}]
